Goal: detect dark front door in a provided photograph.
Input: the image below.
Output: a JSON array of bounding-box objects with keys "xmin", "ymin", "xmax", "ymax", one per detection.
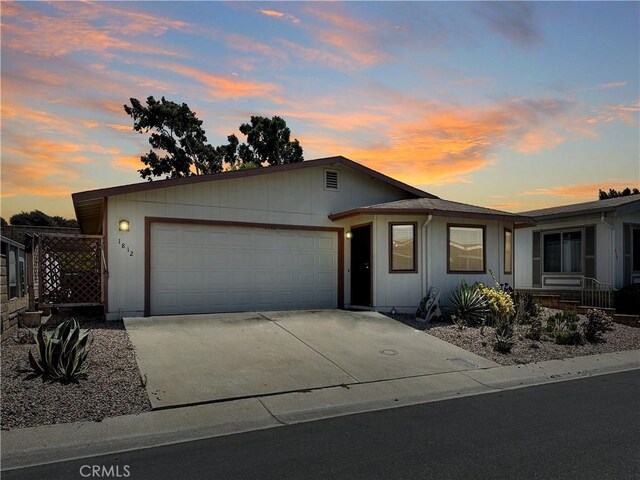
[{"xmin": 351, "ymin": 224, "xmax": 372, "ymax": 306}]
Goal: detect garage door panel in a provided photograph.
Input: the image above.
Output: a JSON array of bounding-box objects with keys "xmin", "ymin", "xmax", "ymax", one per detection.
[
  {"xmin": 150, "ymin": 223, "xmax": 338, "ymax": 315},
  {"xmin": 155, "ymin": 229, "xmax": 179, "ymax": 244},
  {"xmin": 318, "ymin": 253, "xmax": 336, "ymax": 268},
  {"xmin": 183, "ymin": 230, "xmax": 205, "ymax": 245}
]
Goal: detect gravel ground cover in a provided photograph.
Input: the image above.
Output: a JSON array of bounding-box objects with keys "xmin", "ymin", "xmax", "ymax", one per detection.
[
  {"xmin": 387, "ymin": 307, "xmax": 640, "ymax": 366},
  {"xmin": 1, "ymin": 316, "xmax": 151, "ymax": 430}
]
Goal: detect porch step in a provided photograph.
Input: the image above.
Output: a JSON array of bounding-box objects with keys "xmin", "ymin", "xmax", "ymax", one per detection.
[
  {"xmin": 613, "ymin": 314, "xmax": 640, "ymax": 328},
  {"xmin": 577, "ymin": 306, "xmax": 616, "ymax": 315},
  {"xmin": 558, "ymin": 300, "xmax": 580, "ymax": 311},
  {"xmin": 531, "ymin": 294, "xmax": 561, "ymax": 309}
]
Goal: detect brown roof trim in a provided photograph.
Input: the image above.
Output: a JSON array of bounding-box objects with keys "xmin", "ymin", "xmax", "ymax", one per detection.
[
  {"xmin": 72, "ymin": 156, "xmax": 434, "ymax": 204},
  {"xmin": 329, "ymin": 207, "xmax": 535, "ymax": 225}
]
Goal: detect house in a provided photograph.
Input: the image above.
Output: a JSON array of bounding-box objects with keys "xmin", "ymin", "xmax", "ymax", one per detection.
[
  {"xmin": 72, "ymin": 156, "xmax": 534, "ymax": 320},
  {"xmin": 514, "ymin": 195, "xmax": 640, "ymax": 298},
  {"xmin": 1, "ymin": 236, "xmax": 28, "ymax": 340}
]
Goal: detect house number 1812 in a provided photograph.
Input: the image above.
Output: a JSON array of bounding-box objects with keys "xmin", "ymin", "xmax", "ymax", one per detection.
[{"xmin": 118, "ymin": 238, "xmax": 134, "ymax": 257}]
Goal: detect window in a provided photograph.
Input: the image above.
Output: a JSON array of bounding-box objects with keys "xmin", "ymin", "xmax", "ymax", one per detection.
[
  {"xmin": 633, "ymin": 228, "xmax": 640, "ymax": 272},
  {"xmin": 389, "ymin": 223, "xmax": 416, "ymax": 272},
  {"xmin": 543, "ymin": 230, "xmax": 582, "ymax": 273},
  {"xmin": 504, "ymin": 228, "xmax": 512, "ymax": 274},
  {"xmin": 448, "ymin": 225, "xmax": 485, "ymax": 273}
]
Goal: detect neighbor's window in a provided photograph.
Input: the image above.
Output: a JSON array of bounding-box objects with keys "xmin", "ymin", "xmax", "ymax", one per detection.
[
  {"xmin": 543, "ymin": 231, "xmax": 582, "ymax": 273},
  {"xmin": 504, "ymin": 228, "xmax": 513, "ymax": 274},
  {"xmin": 632, "ymin": 228, "xmax": 640, "ymax": 272},
  {"xmin": 448, "ymin": 225, "xmax": 485, "ymax": 273},
  {"xmin": 389, "ymin": 223, "xmax": 416, "ymax": 272}
]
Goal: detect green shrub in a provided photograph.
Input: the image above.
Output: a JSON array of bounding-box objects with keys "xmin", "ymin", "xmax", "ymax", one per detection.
[
  {"xmin": 493, "ymin": 320, "xmax": 514, "ymax": 353},
  {"xmin": 554, "ymin": 329, "xmax": 583, "ymax": 345},
  {"xmin": 614, "ymin": 284, "xmax": 640, "ymax": 316},
  {"xmin": 545, "ymin": 311, "xmax": 583, "ymax": 345},
  {"xmin": 28, "ymin": 318, "xmax": 92, "ymax": 382},
  {"xmin": 583, "ymin": 309, "xmax": 613, "ymax": 343},
  {"xmin": 449, "ymin": 281, "xmax": 489, "ymax": 326},
  {"xmin": 525, "ymin": 316, "xmax": 542, "ymax": 341}
]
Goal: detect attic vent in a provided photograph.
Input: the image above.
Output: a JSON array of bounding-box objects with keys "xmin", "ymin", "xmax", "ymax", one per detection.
[{"xmin": 324, "ymin": 170, "xmax": 339, "ymax": 191}]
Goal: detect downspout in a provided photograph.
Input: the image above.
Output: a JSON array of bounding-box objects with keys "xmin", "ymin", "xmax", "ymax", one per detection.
[
  {"xmin": 421, "ymin": 215, "xmax": 433, "ymax": 296},
  {"xmin": 601, "ymin": 213, "xmax": 615, "ymax": 287}
]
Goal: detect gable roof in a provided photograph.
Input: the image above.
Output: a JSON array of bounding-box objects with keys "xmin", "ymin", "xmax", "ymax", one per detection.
[
  {"xmin": 519, "ymin": 195, "xmax": 640, "ymax": 220},
  {"xmin": 72, "ymin": 156, "xmax": 435, "ymax": 233},
  {"xmin": 329, "ymin": 197, "xmax": 535, "ymax": 225}
]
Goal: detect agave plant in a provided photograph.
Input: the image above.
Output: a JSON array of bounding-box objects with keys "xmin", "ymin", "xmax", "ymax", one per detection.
[
  {"xmin": 493, "ymin": 320, "xmax": 514, "ymax": 353},
  {"xmin": 449, "ymin": 281, "xmax": 489, "ymax": 326},
  {"xmin": 28, "ymin": 318, "xmax": 92, "ymax": 382}
]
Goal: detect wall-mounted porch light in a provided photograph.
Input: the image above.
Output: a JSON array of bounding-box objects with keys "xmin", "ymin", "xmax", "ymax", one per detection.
[
  {"xmin": 345, "ymin": 231, "xmax": 353, "ymax": 240},
  {"xmin": 118, "ymin": 219, "xmax": 130, "ymax": 232}
]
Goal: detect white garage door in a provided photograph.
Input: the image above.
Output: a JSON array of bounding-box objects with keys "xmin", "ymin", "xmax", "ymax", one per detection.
[{"xmin": 150, "ymin": 223, "xmax": 338, "ymax": 315}]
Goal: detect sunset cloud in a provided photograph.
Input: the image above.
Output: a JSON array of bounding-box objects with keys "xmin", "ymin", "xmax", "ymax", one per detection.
[
  {"xmin": 148, "ymin": 62, "xmax": 279, "ymax": 99},
  {"xmin": 259, "ymin": 9, "xmax": 300, "ymax": 24},
  {"xmin": 599, "ymin": 81, "xmax": 627, "ymax": 89},
  {"xmin": 521, "ymin": 181, "xmax": 636, "ymax": 199},
  {"xmin": 2, "ymin": 1, "xmax": 185, "ymax": 58}
]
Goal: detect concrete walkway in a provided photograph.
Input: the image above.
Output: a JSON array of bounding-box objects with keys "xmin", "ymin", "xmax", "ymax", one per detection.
[
  {"xmin": 124, "ymin": 310, "xmax": 497, "ymax": 409},
  {"xmin": 2, "ymin": 349, "xmax": 638, "ymax": 471}
]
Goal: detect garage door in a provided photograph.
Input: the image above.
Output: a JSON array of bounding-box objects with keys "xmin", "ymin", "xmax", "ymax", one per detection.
[{"xmin": 150, "ymin": 222, "xmax": 338, "ymax": 315}]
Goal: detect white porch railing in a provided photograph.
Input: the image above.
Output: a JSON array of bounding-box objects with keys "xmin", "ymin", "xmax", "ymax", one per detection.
[{"xmin": 581, "ymin": 277, "xmax": 613, "ymax": 309}]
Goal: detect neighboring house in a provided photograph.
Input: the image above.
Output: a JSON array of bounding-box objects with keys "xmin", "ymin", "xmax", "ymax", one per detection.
[
  {"xmin": 1, "ymin": 236, "xmax": 28, "ymax": 340},
  {"xmin": 72, "ymin": 156, "xmax": 534, "ymax": 319},
  {"xmin": 514, "ymin": 195, "xmax": 640, "ymax": 293}
]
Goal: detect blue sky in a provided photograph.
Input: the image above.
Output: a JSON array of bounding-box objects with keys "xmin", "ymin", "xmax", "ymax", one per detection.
[{"xmin": 1, "ymin": 1, "xmax": 638, "ymax": 219}]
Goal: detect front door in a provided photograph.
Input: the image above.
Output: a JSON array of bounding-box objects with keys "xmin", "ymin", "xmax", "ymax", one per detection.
[{"xmin": 351, "ymin": 224, "xmax": 372, "ymax": 306}]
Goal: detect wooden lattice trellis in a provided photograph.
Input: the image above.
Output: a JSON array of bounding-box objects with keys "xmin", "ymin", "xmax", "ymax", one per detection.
[{"xmin": 37, "ymin": 234, "xmax": 104, "ymax": 307}]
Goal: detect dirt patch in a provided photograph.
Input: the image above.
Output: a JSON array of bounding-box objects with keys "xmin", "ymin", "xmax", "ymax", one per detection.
[
  {"xmin": 387, "ymin": 308, "xmax": 640, "ymax": 366},
  {"xmin": 1, "ymin": 319, "xmax": 151, "ymax": 430}
]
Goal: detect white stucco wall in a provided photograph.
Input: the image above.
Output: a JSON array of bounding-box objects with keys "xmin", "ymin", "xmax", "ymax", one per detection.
[
  {"xmin": 336, "ymin": 215, "xmax": 514, "ymax": 313},
  {"xmin": 106, "ymin": 165, "xmax": 414, "ymax": 318}
]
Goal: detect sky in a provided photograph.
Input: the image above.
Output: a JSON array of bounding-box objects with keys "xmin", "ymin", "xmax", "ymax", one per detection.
[{"xmin": 1, "ymin": 1, "xmax": 639, "ymax": 220}]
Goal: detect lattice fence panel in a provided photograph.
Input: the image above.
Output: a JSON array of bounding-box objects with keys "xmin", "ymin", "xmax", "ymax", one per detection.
[{"xmin": 38, "ymin": 234, "xmax": 103, "ymax": 306}]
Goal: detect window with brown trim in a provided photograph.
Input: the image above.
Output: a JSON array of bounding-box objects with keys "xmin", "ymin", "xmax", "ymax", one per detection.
[
  {"xmin": 389, "ymin": 223, "xmax": 417, "ymax": 273},
  {"xmin": 504, "ymin": 228, "xmax": 513, "ymax": 274},
  {"xmin": 448, "ymin": 224, "xmax": 485, "ymax": 273}
]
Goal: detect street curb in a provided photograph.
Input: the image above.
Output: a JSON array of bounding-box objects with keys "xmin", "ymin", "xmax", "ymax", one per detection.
[{"xmin": 2, "ymin": 351, "xmax": 639, "ymax": 471}]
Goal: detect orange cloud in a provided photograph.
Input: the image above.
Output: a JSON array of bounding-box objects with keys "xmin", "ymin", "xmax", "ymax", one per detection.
[
  {"xmin": 112, "ymin": 155, "xmax": 143, "ymax": 171},
  {"xmin": 106, "ymin": 124, "xmax": 133, "ymax": 132},
  {"xmin": 516, "ymin": 128, "xmax": 565, "ymax": 153},
  {"xmin": 148, "ymin": 62, "xmax": 279, "ymax": 99},
  {"xmin": 303, "ymin": 5, "xmax": 385, "ymax": 66},
  {"xmin": 2, "ymin": 1, "xmax": 185, "ymax": 58},
  {"xmin": 259, "ymin": 9, "xmax": 300, "ymax": 24},
  {"xmin": 521, "ymin": 181, "xmax": 636, "ymax": 200}
]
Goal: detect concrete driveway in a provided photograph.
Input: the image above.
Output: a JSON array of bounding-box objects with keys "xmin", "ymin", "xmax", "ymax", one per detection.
[{"xmin": 125, "ymin": 310, "xmax": 497, "ymax": 409}]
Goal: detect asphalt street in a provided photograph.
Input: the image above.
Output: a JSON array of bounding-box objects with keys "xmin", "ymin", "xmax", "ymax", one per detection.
[{"xmin": 3, "ymin": 370, "xmax": 639, "ymax": 480}]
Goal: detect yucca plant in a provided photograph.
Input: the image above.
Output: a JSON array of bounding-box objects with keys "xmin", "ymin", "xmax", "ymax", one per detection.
[
  {"xmin": 28, "ymin": 318, "xmax": 92, "ymax": 382},
  {"xmin": 449, "ymin": 281, "xmax": 489, "ymax": 326}
]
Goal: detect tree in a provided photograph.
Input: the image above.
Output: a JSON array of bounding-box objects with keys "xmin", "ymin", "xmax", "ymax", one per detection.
[
  {"xmin": 220, "ymin": 116, "xmax": 304, "ymax": 169},
  {"xmin": 1, "ymin": 217, "xmax": 7, "ymax": 228},
  {"xmin": 598, "ymin": 187, "xmax": 640, "ymax": 200},
  {"xmin": 9, "ymin": 210, "xmax": 78, "ymax": 228},
  {"xmin": 124, "ymin": 97, "xmax": 304, "ymax": 180},
  {"xmin": 124, "ymin": 96, "xmax": 222, "ymax": 180}
]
